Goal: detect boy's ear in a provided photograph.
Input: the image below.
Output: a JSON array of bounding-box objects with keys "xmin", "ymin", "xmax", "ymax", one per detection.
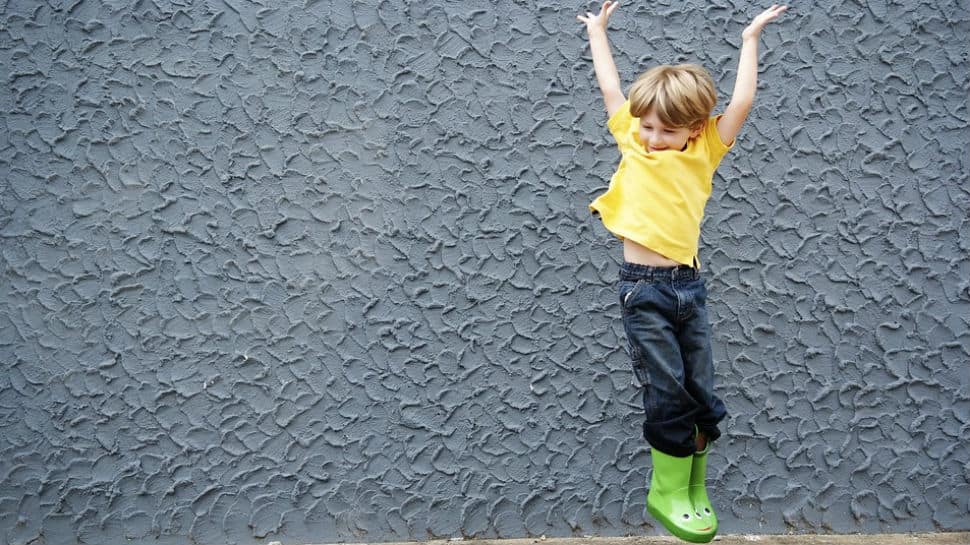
[{"xmin": 688, "ymin": 120, "xmax": 705, "ymax": 138}]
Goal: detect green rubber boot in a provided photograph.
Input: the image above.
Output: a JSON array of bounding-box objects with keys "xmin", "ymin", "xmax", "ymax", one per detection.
[
  {"xmin": 688, "ymin": 443, "xmax": 718, "ymax": 539},
  {"xmin": 647, "ymin": 448, "xmax": 715, "ymax": 543}
]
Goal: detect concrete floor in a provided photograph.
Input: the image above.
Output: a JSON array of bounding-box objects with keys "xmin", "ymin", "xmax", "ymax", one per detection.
[{"xmin": 303, "ymin": 534, "xmax": 970, "ymax": 545}]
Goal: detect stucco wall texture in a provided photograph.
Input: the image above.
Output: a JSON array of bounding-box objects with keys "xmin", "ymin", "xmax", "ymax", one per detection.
[{"xmin": 1, "ymin": 0, "xmax": 968, "ymax": 544}]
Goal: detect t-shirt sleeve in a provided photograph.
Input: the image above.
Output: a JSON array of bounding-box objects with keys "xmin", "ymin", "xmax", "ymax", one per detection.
[
  {"xmin": 607, "ymin": 101, "xmax": 635, "ymax": 150},
  {"xmin": 705, "ymin": 114, "xmax": 734, "ymax": 162}
]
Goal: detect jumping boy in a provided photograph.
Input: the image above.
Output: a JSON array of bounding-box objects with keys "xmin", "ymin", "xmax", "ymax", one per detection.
[{"xmin": 577, "ymin": 2, "xmax": 787, "ymax": 543}]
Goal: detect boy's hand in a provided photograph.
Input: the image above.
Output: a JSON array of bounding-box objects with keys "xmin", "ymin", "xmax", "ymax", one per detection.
[
  {"xmin": 577, "ymin": 0, "xmax": 619, "ymax": 33},
  {"xmin": 741, "ymin": 4, "xmax": 787, "ymax": 40}
]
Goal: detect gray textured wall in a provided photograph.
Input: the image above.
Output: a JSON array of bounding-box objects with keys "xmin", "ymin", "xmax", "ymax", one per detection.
[{"xmin": 1, "ymin": 0, "xmax": 968, "ymax": 544}]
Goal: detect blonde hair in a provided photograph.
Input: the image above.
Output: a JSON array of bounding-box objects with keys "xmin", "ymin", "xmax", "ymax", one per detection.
[{"xmin": 628, "ymin": 64, "xmax": 717, "ymax": 130}]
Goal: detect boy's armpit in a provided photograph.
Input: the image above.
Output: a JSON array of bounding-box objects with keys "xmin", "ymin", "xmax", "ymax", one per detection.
[
  {"xmin": 607, "ymin": 100, "xmax": 634, "ymax": 146},
  {"xmin": 710, "ymin": 115, "xmax": 736, "ymax": 156},
  {"xmin": 603, "ymin": 90, "xmax": 627, "ymax": 119}
]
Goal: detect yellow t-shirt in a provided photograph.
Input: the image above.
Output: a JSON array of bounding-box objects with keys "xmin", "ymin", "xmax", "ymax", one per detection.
[{"xmin": 589, "ymin": 101, "xmax": 733, "ymax": 267}]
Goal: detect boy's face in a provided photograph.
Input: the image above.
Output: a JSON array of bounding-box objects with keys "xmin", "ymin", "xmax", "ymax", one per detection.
[{"xmin": 637, "ymin": 110, "xmax": 703, "ymax": 153}]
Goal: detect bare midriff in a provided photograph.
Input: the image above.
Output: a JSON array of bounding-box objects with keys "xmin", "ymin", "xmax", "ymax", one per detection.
[{"xmin": 623, "ymin": 238, "xmax": 682, "ymax": 267}]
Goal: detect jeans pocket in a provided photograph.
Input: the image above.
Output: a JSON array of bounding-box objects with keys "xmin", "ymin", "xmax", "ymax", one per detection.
[
  {"xmin": 619, "ymin": 279, "xmax": 643, "ymax": 311},
  {"xmin": 631, "ymin": 356, "xmax": 651, "ymax": 388},
  {"xmin": 622, "ymin": 313, "xmax": 650, "ymax": 388}
]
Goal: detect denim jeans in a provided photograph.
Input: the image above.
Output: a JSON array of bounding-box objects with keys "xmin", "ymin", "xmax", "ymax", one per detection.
[{"xmin": 618, "ymin": 262, "xmax": 727, "ymax": 457}]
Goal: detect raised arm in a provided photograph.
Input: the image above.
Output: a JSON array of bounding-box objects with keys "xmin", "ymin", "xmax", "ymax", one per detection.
[
  {"xmin": 577, "ymin": 1, "xmax": 625, "ymax": 117},
  {"xmin": 717, "ymin": 4, "xmax": 788, "ymax": 146}
]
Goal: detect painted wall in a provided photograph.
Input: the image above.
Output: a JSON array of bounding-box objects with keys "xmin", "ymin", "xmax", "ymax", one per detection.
[{"xmin": 1, "ymin": 0, "xmax": 968, "ymax": 544}]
